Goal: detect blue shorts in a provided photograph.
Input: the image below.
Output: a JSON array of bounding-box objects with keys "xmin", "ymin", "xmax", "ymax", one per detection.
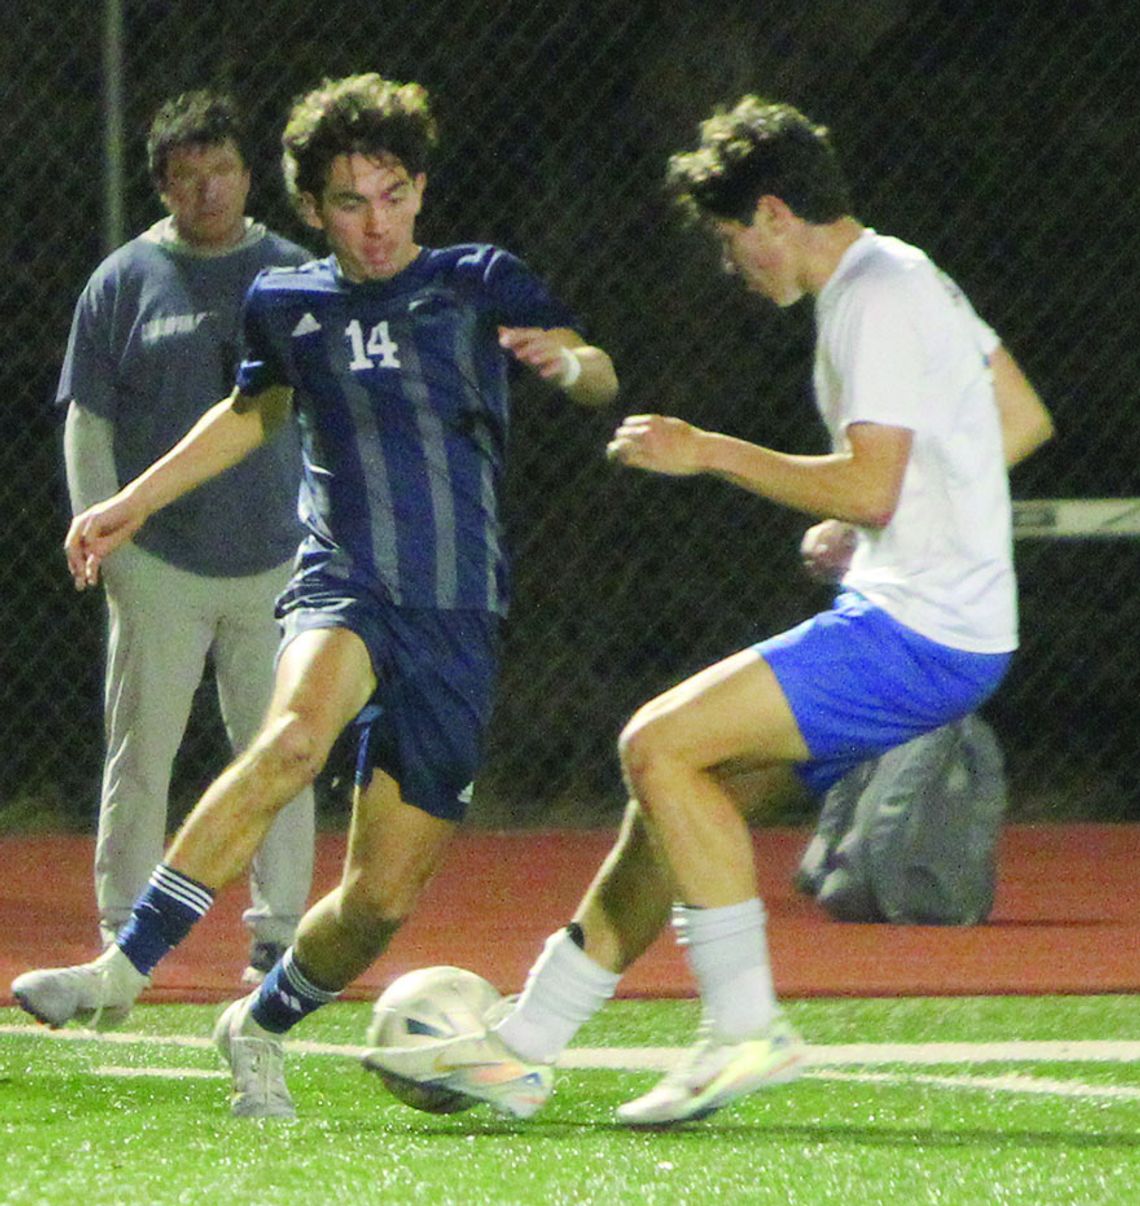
[
  {"xmin": 758, "ymin": 591, "xmax": 1011, "ymax": 797},
  {"xmin": 277, "ymin": 576, "xmax": 501, "ymax": 823}
]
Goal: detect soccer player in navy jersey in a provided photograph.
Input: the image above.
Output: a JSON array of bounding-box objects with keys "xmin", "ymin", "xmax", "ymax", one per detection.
[{"xmin": 13, "ymin": 73, "xmax": 617, "ymax": 1119}]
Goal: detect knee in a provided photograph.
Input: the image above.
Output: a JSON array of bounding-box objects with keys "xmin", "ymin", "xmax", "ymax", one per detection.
[
  {"xmin": 250, "ymin": 711, "xmax": 331, "ymax": 790},
  {"xmin": 618, "ymin": 709, "xmax": 674, "ymax": 795}
]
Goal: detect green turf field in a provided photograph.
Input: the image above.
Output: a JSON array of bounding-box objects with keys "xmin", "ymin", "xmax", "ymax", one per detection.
[{"xmin": 3, "ymin": 996, "xmax": 1140, "ymax": 1204}]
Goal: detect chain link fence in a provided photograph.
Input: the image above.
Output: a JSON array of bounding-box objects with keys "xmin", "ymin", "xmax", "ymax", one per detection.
[{"xmin": 2, "ymin": 0, "xmax": 1137, "ymax": 830}]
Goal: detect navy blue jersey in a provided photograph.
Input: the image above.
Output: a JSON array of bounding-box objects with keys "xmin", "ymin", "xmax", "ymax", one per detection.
[{"xmin": 236, "ymin": 245, "xmax": 581, "ymax": 614}]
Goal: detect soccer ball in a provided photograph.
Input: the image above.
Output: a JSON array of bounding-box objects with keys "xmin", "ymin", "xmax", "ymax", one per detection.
[{"xmin": 364, "ymin": 965, "xmax": 502, "ymax": 1114}]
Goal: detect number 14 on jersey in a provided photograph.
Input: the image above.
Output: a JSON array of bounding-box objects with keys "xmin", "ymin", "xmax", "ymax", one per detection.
[{"xmin": 346, "ymin": 319, "xmax": 402, "ymax": 371}]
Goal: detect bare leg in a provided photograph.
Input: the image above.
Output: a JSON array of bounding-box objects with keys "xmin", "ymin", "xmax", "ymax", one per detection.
[
  {"xmin": 572, "ymin": 760, "xmax": 805, "ymax": 973},
  {"xmin": 596, "ymin": 657, "xmax": 813, "ymax": 1123},
  {"xmin": 211, "ymin": 559, "xmax": 315, "ymax": 949},
  {"xmin": 292, "ymin": 770, "xmax": 456, "ymax": 990},
  {"xmin": 618, "ymin": 648, "xmax": 809, "ymax": 907},
  {"xmin": 492, "ymin": 763, "xmax": 801, "ymax": 1063},
  {"xmin": 215, "ymin": 765, "xmax": 455, "ymax": 1122},
  {"xmin": 166, "ymin": 627, "xmax": 376, "ymax": 892},
  {"xmin": 572, "ymin": 800, "xmax": 675, "ymax": 973}
]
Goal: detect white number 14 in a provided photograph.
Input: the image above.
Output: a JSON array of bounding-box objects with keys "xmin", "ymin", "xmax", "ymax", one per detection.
[{"xmin": 346, "ymin": 319, "xmax": 401, "ymax": 370}]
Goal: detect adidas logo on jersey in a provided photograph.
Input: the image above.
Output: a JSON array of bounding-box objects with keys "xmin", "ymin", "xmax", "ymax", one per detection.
[{"xmin": 292, "ymin": 312, "xmax": 322, "ymax": 337}]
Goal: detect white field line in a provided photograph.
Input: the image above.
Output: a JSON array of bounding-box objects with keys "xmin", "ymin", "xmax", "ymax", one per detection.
[
  {"xmin": 6, "ymin": 1024, "xmax": 1140, "ymax": 1102},
  {"xmin": 556, "ymin": 1040, "xmax": 1140, "ymax": 1071},
  {"xmin": 809, "ymin": 1069, "xmax": 1140, "ymax": 1102},
  {"xmin": 5, "ymin": 1024, "xmax": 1140, "ymax": 1069}
]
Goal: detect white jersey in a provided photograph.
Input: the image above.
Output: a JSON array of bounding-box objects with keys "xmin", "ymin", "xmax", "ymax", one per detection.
[{"xmin": 813, "ymin": 230, "xmax": 1016, "ymax": 653}]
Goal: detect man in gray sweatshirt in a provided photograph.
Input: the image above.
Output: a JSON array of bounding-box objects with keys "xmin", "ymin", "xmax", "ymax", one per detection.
[{"xmin": 58, "ymin": 90, "xmax": 315, "ymax": 983}]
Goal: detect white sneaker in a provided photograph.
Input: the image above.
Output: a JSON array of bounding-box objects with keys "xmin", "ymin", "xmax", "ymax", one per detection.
[
  {"xmin": 11, "ymin": 946, "xmax": 150, "ymax": 1031},
  {"xmin": 213, "ymin": 993, "xmax": 296, "ymax": 1120},
  {"xmin": 616, "ymin": 1014, "xmax": 805, "ymax": 1126},
  {"xmin": 362, "ymin": 1025, "xmax": 553, "ymax": 1120}
]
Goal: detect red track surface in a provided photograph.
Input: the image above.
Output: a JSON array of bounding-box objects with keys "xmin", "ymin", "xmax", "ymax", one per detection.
[{"xmin": 3, "ymin": 825, "xmax": 1138, "ymax": 1006}]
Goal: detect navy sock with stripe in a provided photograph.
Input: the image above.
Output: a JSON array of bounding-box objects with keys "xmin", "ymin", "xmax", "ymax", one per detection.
[
  {"xmin": 116, "ymin": 864, "xmax": 214, "ymax": 976},
  {"xmin": 251, "ymin": 948, "xmax": 339, "ymax": 1035}
]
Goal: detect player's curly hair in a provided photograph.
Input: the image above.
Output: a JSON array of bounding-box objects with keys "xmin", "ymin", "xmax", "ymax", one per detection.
[
  {"xmin": 666, "ymin": 96, "xmax": 852, "ymax": 225},
  {"xmin": 282, "ymin": 73, "xmax": 438, "ymax": 207},
  {"xmin": 147, "ymin": 90, "xmax": 247, "ymax": 187}
]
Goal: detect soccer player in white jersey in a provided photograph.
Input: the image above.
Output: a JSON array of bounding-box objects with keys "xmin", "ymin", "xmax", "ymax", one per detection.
[
  {"xmin": 12, "ymin": 74, "xmax": 618, "ymax": 1120},
  {"xmin": 368, "ymin": 96, "xmax": 1053, "ymax": 1125}
]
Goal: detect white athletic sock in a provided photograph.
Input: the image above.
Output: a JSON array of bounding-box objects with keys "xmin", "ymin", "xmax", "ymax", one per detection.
[
  {"xmin": 673, "ymin": 899, "xmax": 778, "ymax": 1041},
  {"xmin": 495, "ymin": 927, "xmax": 621, "ymax": 1064}
]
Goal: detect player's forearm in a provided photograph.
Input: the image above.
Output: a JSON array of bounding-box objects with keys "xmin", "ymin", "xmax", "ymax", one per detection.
[
  {"xmin": 562, "ymin": 345, "xmax": 619, "ymax": 409},
  {"xmin": 119, "ymin": 391, "xmax": 271, "ymax": 518},
  {"xmin": 692, "ymin": 432, "xmax": 902, "ymax": 528},
  {"xmin": 497, "ymin": 326, "xmax": 618, "ymax": 408},
  {"xmin": 992, "ymin": 346, "xmax": 1053, "ymax": 468}
]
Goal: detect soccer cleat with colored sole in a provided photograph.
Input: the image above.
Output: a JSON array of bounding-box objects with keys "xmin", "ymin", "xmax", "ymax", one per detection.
[
  {"xmin": 362, "ymin": 1026, "xmax": 554, "ymax": 1120},
  {"xmin": 11, "ymin": 945, "xmax": 150, "ymax": 1031},
  {"xmin": 213, "ymin": 993, "xmax": 296, "ymax": 1119},
  {"xmin": 615, "ymin": 1014, "xmax": 806, "ymax": 1126}
]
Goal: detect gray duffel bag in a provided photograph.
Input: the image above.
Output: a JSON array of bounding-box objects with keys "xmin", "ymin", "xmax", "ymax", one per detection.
[{"xmin": 794, "ymin": 715, "xmax": 1007, "ymax": 925}]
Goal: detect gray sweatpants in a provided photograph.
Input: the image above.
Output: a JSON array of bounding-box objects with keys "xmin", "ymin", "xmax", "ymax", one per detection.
[{"xmin": 95, "ymin": 543, "xmax": 315, "ymax": 949}]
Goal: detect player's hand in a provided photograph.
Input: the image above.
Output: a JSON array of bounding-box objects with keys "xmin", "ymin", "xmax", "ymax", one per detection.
[
  {"xmin": 498, "ymin": 327, "xmax": 572, "ymax": 383},
  {"xmin": 800, "ymin": 519, "xmax": 857, "ymax": 583},
  {"xmin": 64, "ymin": 493, "xmax": 146, "ymax": 589},
  {"xmin": 606, "ymin": 414, "xmax": 705, "ymax": 476}
]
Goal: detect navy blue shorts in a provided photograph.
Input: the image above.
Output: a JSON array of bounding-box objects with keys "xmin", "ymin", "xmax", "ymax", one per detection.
[
  {"xmin": 757, "ymin": 591, "xmax": 1011, "ymax": 796},
  {"xmin": 277, "ymin": 578, "xmax": 501, "ymax": 822}
]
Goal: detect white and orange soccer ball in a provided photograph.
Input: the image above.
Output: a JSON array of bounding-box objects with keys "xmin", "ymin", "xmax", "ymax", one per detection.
[{"xmin": 363, "ymin": 965, "xmax": 502, "ymax": 1114}]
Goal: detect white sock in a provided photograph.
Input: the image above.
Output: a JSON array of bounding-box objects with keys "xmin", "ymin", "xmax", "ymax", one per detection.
[
  {"xmin": 673, "ymin": 899, "xmax": 778, "ymax": 1040},
  {"xmin": 495, "ymin": 927, "xmax": 621, "ymax": 1064}
]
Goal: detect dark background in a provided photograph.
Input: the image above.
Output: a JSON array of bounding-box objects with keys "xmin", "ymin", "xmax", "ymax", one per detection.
[{"xmin": 2, "ymin": 0, "xmax": 1137, "ymax": 830}]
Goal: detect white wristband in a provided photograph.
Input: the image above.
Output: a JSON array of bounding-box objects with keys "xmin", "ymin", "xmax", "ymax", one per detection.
[{"xmin": 556, "ymin": 346, "xmax": 583, "ymax": 389}]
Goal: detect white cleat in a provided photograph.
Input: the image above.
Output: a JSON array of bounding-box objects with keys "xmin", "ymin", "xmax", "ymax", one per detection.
[
  {"xmin": 363, "ymin": 1026, "xmax": 554, "ymax": 1120},
  {"xmin": 616, "ymin": 1014, "xmax": 806, "ymax": 1126},
  {"xmin": 11, "ymin": 946, "xmax": 150, "ymax": 1031},
  {"xmin": 213, "ymin": 993, "xmax": 296, "ymax": 1120}
]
